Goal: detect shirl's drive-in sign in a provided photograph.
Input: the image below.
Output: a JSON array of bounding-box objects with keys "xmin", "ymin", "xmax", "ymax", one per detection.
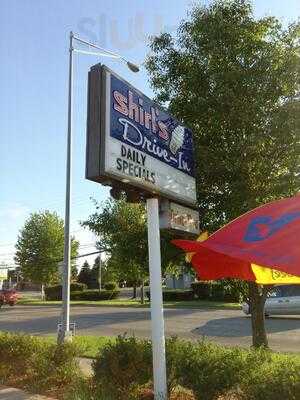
[{"xmin": 86, "ymin": 64, "xmax": 196, "ymax": 206}]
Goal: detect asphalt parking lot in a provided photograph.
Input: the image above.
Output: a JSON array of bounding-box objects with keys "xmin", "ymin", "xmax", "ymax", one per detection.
[{"xmin": 0, "ymin": 305, "xmax": 299, "ymax": 352}]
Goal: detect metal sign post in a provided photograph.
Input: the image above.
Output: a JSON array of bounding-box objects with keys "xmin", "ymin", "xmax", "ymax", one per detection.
[{"xmin": 147, "ymin": 198, "xmax": 167, "ymax": 400}]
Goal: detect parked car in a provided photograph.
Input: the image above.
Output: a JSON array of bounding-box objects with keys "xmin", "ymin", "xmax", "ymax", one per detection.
[
  {"xmin": 0, "ymin": 289, "xmax": 19, "ymax": 308},
  {"xmin": 242, "ymin": 285, "xmax": 300, "ymax": 316}
]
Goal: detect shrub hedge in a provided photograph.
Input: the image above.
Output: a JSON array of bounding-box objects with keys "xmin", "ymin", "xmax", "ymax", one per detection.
[
  {"xmin": 211, "ymin": 283, "xmax": 225, "ymax": 301},
  {"xmin": 45, "ymin": 284, "xmax": 120, "ymax": 301},
  {"xmin": 1, "ymin": 333, "xmax": 299, "ymax": 400},
  {"xmin": 163, "ymin": 290, "xmax": 194, "ymax": 301},
  {"xmin": 104, "ymin": 282, "xmax": 119, "ymax": 291},
  {"xmin": 0, "ymin": 332, "xmax": 80, "ymax": 393},
  {"xmin": 92, "ymin": 336, "xmax": 300, "ymax": 400},
  {"xmin": 146, "ymin": 289, "xmax": 195, "ymax": 302},
  {"xmin": 191, "ymin": 281, "xmax": 241, "ymax": 302},
  {"xmin": 45, "ymin": 283, "xmax": 87, "ymax": 300},
  {"xmin": 93, "ymin": 336, "xmax": 152, "ymax": 398},
  {"xmin": 70, "ymin": 289, "xmax": 120, "ymax": 301},
  {"xmin": 191, "ymin": 282, "xmax": 211, "ymax": 299}
]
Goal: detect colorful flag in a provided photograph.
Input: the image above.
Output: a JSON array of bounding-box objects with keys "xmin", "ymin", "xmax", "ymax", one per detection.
[
  {"xmin": 185, "ymin": 231, "xmax": 209, "ymax": 263},
  {"xmin": 173, "ymin": 195, "xmax": 300, "ymax": 282}
]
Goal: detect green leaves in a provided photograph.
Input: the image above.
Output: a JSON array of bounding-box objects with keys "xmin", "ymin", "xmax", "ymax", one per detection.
[
  {"xmin": 82, "ymin": 198, "xmax": 181, "ymax": 282},
  {"xmin": 146, "ymin": 0, "xmax": 300, "ymax": 232},
  {"xmin": 15, "ymin": 211, "xmax": 79, "ymax": 285},
  {"xmin": 82, "ymin": 198, "xmax": 149, "ymax": 281}
]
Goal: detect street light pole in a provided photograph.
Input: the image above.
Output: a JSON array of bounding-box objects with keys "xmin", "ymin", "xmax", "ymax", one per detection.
[
  {"xmin": 58, "ymin": 32, "xmax": 139, "ymax": 344},
  {"xmin": 58, "ymin": 31, "xmax": 74, "ymax": 343}
]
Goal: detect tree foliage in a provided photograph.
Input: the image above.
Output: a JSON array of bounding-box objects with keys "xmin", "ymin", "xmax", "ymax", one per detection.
[
  {"xmin": 146, "ymin": 0, "xmax": 300, "ymax": 231},
  {"xmin": 82, "ymin": 198, "xmax": 180, "ymax": 284},
  {"xmin": 77, "ymin": 261, "xmax": 91, "ymax": 287},
  {"xmin": 15, "ymin": 211, "xmax": 79, "ymax": 285},
  {"xmin": 145, "ymin": 0, "xmax": 300, "ymax": 346},
  {"xmin": 93, "ymin": 256, "xmax": 118, "ymax": 286}
]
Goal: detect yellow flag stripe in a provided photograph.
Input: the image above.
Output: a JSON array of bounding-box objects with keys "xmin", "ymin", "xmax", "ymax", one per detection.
[{"xmin": 252, "ymin": 264, "xmax": 300, "ymax": 284}]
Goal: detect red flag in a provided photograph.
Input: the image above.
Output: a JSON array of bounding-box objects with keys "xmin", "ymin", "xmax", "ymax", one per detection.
[{"xmin": 173, "ymin": 195, "xmax": 300, "ymax": 281}]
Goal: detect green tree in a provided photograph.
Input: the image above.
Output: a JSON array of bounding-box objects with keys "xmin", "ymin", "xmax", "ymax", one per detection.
[
  {"xmin": 82, "ymin": 198, "xmax": 179, "ymax": 303},
  {"xmin": 78, "ymin": 261, "xmax": 92, "ymax": 287},
  {"xmin": 146, "ymin": 0, "xmax": 300, "ymax": 347},
  {"xmin": 90, "ymin": 257, "xmax": 102, "ymax": 290},
  {"xmin": 91, "ymin": 256, "xmax": 118, "ymax": 290},
  {"xmin": 15, "ymin": 211, "xmax": 79, "ymax": 288},
  {"xmin": 106, "ymin": 255, "xmax": 143, "ymax": 298}
]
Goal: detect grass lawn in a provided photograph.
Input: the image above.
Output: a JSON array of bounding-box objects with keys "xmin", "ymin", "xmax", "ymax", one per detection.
[
  {"xmin": 22, "ymin": 334, "xmax": 300, "ymax": 360},
  {"xmin": 18, "ymin": 297, "xmax": 241, "ymax": 310},
  {"xmin": 37, "ymin": 335, "xmax": 115, "ymax": 358}
]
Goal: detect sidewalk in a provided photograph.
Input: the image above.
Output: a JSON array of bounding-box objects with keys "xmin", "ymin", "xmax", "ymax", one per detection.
[{"xmin": 0, "ymin": 387, "xmax": 56, "ymax": 400}]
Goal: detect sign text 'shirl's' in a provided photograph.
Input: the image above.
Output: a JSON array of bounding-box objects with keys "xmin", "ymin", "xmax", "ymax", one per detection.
[{"xmin": 113, "ymin": 90, "xmax": 169, "ymax": 141}]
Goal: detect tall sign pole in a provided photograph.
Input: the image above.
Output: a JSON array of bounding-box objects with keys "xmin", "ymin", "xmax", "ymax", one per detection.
[{"xmin": 147, "ymin": 198, "xmax": 167, "ymax": 399}]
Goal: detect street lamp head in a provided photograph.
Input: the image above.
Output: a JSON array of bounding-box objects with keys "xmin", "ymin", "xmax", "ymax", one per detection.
[{"xmin": 127, "ymin": 61, "xmax": 140, "ymax": 73}]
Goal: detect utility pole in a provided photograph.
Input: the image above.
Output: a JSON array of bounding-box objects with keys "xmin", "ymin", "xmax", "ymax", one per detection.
[{"xmin": 58, "ymin": 31, "xmax": 139, "ymax": 344}]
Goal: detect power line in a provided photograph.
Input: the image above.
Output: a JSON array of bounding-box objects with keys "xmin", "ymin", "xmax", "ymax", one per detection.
[{"xmin": 8, "ymin": 250, "xmax": 103, "ymax": 270}]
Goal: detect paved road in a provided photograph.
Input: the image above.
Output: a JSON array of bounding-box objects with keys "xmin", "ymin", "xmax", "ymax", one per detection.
[{"xmin": 0, "ymin": 305, "xmax": 299, "ymax": 352}]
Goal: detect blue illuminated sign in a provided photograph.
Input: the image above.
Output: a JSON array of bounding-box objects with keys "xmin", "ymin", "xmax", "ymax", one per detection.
[{"xmin": 110, "ymin": 74, "xmax": 195, "ymax": 178}]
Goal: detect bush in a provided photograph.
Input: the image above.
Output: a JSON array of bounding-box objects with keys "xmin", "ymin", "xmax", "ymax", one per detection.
[
  {"xmin": 191, "ymin": 280, "xmax": 244, "ymax": 302},
  {"xmin": 93, "ymin": 336, "xmax": 152, "ymax": 399},
  {"xmin": 45, "ymin": 285, "xmax": 62, "ymax": 300},
  {"xmin": 104, "ymin": 281, "xmax": 118, "ymax": 291},
  {"xmin": 0, "ymin": 332, "xmax": 80, "ymax": 393},
  {"xmin": 211, "ymin": 283, "xmax": 225, "ymax": 301},
  {"xmin": 146, "ymin": 290, "xmax": 194, "ymax": 302},
  {"xmin": 242, "ymin": 352, "xmax": 300, "ymax": 400},
  {"xmin": 163, "ymin": 290, "xmax": 194, "ymax": 301},
  {"xmin": 191, "ymin": 282, "xmax": 211, "ymax": 299},
  {"xmin": 174, "ymin": 341, "xmax": 250, "ymax": 399},
  {"xmin": 133, "ymin": 385, "xmax": 196, "ymax": 400},
  {"xmin": 70, "ymin": 289, "xmax": 120, "ymax": 301},
  {"xmin": 223, "ymin": 287, "xmax": 242, "ymax": 303},
  {"xmin": 91, "ymin": 337, "xmax": 300, "ymax": 400},
  {"xmin": 70, "ymin": 282, "xmax": 87, "ymax": 292},
  {"xmin": 45, "ymin": 283, "xmax": 88, "ymax": 300}
]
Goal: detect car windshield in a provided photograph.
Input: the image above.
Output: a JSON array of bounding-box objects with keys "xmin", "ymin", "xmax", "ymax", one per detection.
[{"xmin": 269, "ymin": 285, "xmax": 300, "ymax": 298}]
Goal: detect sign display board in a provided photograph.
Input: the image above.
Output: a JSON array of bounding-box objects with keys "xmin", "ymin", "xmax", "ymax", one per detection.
[
  {"xmin": 86, "ymin": 64, "xmax": 196, "ymax": 206},
  {"xmin": 159, "ymin": 200, "xmax": 200, "ymax": 236}
]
